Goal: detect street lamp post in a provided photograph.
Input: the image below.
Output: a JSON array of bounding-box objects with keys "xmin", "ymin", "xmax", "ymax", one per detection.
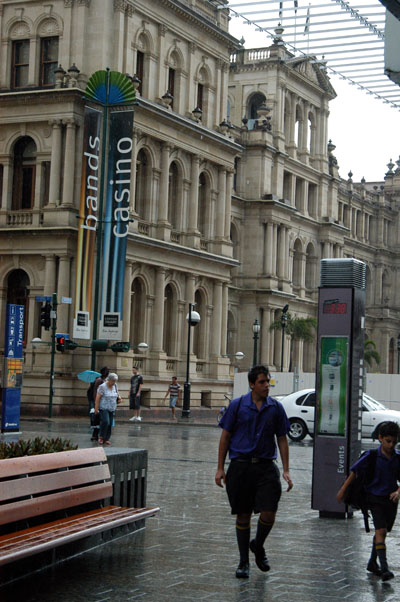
[
  {"xmin": 280, "ymin": 303, "xmax": 289, "ymax": 372},
  {"xmin": 252, "ymin": 319, "xmax": 260, "ymax": 367},
  {"xmin": 182, "ymin": 303, "xmax": 200, "ymax": 419}
]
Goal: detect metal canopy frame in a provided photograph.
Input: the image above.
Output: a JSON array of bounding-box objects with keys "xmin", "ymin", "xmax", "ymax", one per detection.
[{"xmin": 211, "ymin": 0, "xmax": 399, "ymax": 110}]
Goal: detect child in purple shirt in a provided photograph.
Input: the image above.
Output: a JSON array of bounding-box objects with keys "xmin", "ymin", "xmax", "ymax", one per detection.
[{"xmin": 337, "ymin": 421, "xmax": 400, "ymax": 581}]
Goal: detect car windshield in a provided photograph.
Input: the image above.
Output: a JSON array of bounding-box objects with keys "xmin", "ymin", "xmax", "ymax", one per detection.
[{"xmin": 363, "ymin": 394, "xmax": 387, "ymax": 412}]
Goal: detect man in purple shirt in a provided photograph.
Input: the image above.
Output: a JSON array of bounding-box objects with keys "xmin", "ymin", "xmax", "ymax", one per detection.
[
  {"xmin": 337, "ymin": 421, "xmax": 400, "ymax": 581},
  {"xmin": 215, "ymin": 365, "xmax": 293, "ymax": 579}
]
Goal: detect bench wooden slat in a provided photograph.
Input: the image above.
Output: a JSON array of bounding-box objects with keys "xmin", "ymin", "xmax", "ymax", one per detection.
[
  {"xmin": 0, "ymin": 447, "xmax": 108, "ymax": 479},
  {"xmin": 0, "ymin": 505, "xmax": 160, "ymax": 566},
  {"xmin": 0, "ymin": 464, "xmax": 110, "ymax": 503},
  {"xmin": 0, "ymin": 482, "xmax": 113, "ymax": 526}
]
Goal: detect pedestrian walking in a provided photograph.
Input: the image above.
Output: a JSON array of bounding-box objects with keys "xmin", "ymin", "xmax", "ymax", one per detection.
[
  {"xmin": 337, "ymin": 421, "xmax": 400, "ymax": 581},
  {"xmin": 94, "ymin": 372, "xmax": 121, "ymax": 446},
  {"xmin": 215, "ymin": 364, "xmax": 293, "ymax": 579},
  {"xmin": 88, "ymin": 366, "xmax": 109, "ymax": 441},
  {"xmin": 129, "ymin": 366, "xmax": 143, "ymax": 422},
  {"xmin": 163, "ymin": 376, "xmax": 181, "ymax": 419}
]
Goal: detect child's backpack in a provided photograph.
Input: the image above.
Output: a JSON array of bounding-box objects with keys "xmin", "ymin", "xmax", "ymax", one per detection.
[{"xmin": 343, "ymin": 449, "xmax": 378, "ymax": 532}]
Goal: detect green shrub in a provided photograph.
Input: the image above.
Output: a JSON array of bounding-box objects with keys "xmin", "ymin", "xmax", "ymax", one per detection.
[{"xmin": 0, "ymin": 437, "xmax": 78, "ymax": 459}]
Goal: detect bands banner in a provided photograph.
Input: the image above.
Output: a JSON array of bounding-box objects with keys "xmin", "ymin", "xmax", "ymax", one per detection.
[
  {"xmin": 73, "ymin": 105, "xmax": 102, "ymax": 339},
  {"xmin": 99, "ymin": 109, "xmax": 133, "ymax": 340}
]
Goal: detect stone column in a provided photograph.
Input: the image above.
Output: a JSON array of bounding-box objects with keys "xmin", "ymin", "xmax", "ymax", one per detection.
[
  {"xmin": 130, "ymin": 129, "xmax": 138, "ymax": 215},
  {"xmin": 272, "ymin": 223, "xmax": 278, "ymax": 276},
  {"xmin": 211, "ymin": 281, "xmax": 222, "ymax": 356},
  {"xmin": 264, "ymin": 222, "xmax": 274, "ymax": 275},
  {"xmin": 158, "ymin": 143, "xmax": 170, "ymax": 224},
  {"xmin": 278, "ymin": 226, "xmax": 286, "ymax": 279},
  {"xmin": 61, "ymin": 119, "xmax": 77, "ymax": 206},
  {"xmin": 186, "ymin": 274, "xmax": 196, "ymax": 353},
  {"xmin": 158, "ymin": 24, "xmax": 167, "ymax": 99},
  {"xmin": 123, "ymin": 261, "xmax": 133, "ymax": 340},
  {"xmin": 187, "ymin": 42, "xmax": 196, "ymax": 113},
  {"xmin": 1, "ymin": 160, "xmax": 11, "ymax": 210},
  {"xmin": 299, "ymin": 252, "xmax": 306, "ymax": 298},
  {"xmin": 152, "ymin": 268, "xmax": 165, "ymax": 352},
  {"xmin": 221, "ymin": 283, "xmax": 228, "ymax": 356},
  {"xmin": 224, "ymin": 170, "xmax": 233, "ymax": 239},
  {"xmin": 187, "ymin": 155, "xmax": 200, "ymax": 248},
  {"xmin": 57, "ymin": 255, "xmax": 71, "ymax": 334},
  {"xmin": 48, "ymin": 120, "xmax": 63, "ymax": 206},
  {"xmin": 284, "ymin": 227, "xmax": 290, "ymax": 280},
  {"xmin": 42, "ymin": 255, "xmax": 57, "ymax": 341},
  {"xmin": 216, "ymin": 168, "xmax": 226, "ymax": 239}
]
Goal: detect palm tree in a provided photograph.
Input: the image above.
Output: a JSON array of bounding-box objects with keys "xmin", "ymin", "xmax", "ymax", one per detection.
[
  {"xmin": 270, "ymin": 313, "xmax": 317, "ymax": 371},
  {"xmin": 364, "ymin": 339, "xmax": 381, "ymax": 370}
]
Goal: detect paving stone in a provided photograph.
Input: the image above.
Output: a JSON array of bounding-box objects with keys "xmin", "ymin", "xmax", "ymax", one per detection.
[{"xmin": 0, "ymin": 418, "xmax": 399, "ymax": 601}]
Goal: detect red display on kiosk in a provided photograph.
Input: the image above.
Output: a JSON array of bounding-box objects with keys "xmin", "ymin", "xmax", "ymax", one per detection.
[{"xmin": 322, "ymin": 300, "xmax": 347, "ymax": 315}]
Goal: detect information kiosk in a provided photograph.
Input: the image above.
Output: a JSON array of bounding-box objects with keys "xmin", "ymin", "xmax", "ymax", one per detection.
[{"xmin": 312, "ymin": 258, "xmax": 366, "ymax": 517}]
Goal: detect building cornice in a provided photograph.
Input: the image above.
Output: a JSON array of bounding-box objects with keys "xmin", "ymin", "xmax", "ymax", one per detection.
[
  {"xmin": 136, "ymin": 97, "xmax": 243, "ymax": 155},
  {"xmin": 128, "ymin": 231, "xmax": 239, "ymax": 268}
]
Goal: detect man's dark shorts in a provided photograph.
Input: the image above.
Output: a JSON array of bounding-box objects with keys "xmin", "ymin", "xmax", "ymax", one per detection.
[
  {"xmin": 130, "ymin": 394, "xmax": 141, "ymax": 410},
  {"xmin": 226, "ymin": 459, "xmax": 281, "ymax": 514},
  {"xmin": 367, "ymin": 493, "xmax": 398, "ymax": 532}
]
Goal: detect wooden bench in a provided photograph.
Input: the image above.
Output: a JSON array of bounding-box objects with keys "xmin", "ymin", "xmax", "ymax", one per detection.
[{"xmin": 0, "ymin": 447, "xmax": 159, "ymax": 567}]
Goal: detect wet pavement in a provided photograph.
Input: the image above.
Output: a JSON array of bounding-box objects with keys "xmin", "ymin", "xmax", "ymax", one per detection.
[{"xmin": 1, "ymin": 417, "xmax": 399, "ymax": 601}]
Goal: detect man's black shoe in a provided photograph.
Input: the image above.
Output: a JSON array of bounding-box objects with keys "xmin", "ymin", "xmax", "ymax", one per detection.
[
  {"xmin": 367, "ymin": 559, "xmax": 382, "ymax": 576},
  {"xmin": 235, "ymin": 561, "xmax": 250, "ymax": 579},
  {"xmin": 249, "ymin": 539, "xmax": 270, "ymax": 572},
  {"xmin": 381, "ymin": 570, "xmax": 394, "ymax": 582}
]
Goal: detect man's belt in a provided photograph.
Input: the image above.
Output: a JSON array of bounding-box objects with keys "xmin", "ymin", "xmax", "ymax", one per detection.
[{"xmin": 231, "ymin": 457, "xmax": 273, "ymax": 464}]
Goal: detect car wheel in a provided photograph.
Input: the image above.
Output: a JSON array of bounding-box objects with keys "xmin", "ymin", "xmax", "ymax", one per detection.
[{"xmin": 288, "ymin": 419, "xmax": 307, "ymax": 442}]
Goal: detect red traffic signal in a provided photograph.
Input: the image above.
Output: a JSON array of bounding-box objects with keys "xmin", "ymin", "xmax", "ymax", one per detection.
[{"xmin": 56, "ymin": 335, "xmax": 65, "ymax": 352}]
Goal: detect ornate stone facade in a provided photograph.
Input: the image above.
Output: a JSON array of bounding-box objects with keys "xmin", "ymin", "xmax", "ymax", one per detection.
[{"xmin": 0, "ymin": 1, "xmax": 398, "ymax": 413}]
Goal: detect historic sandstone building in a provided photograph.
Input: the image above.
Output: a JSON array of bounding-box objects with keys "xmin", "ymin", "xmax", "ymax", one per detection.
[{"xmin": 0, "ymin": 0, "xmax": 399, "ymax": 413}]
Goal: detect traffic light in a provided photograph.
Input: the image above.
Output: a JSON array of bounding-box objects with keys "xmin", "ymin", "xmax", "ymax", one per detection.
[
  {"xmin": 110, "ymin": 341, "xmax": 130, "ymax": 353},
  {"xmin": 40, "ymin": 302, "xmax": 51, "ymax": 330},
  {"xmin": 56, "ymin": 335, "xmax": 65, "ymax": 352}
]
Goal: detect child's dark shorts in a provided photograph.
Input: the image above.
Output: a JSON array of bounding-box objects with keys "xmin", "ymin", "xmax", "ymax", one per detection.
[
  {"xmin": 226, "ymin": 458, "xmax": 281, "ymax": 515},
  {"xmin": 367, "ymin": 493, "xmax": 398, "ymax": 532}
]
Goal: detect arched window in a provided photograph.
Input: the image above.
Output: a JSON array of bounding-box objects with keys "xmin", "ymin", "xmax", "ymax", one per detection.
[
  {"xmin": 12, "ymin": 137, "xmax": 37, "ymax": 210},
  {"xmin": 7, "ymin": 269, "xmax": 30, "ymax": 344},
  {"xmin": 130, "ymin": 278, "xmax": 145, "ymax": 346},
  {"xmin": 135, "ymin": 149, "xmax": 150, "ymax": 220},
  {"xmin": 168, "ymin": 161, "xmax": 179, "ymax": 229},
  {"xmin": 248, "ymin": 92, "xmax": 266, "ymax": 120},
  {"xmin": 135, "ymin": 33, "xmax": 150, "ymax": 96}
]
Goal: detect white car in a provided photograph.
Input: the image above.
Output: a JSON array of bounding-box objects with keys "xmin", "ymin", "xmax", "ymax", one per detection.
[{"xmin": 278, "ymin": 388, "xmax": 400, "ymax": 442}]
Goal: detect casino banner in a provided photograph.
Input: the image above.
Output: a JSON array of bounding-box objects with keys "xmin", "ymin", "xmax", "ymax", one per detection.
[
  {"xmin": 98, "ymin": 109, "xmax": 133, "ymax": 340},
  {"xmin": 73, "ymin": 105, "xmax": 102, "ymax": 339}
]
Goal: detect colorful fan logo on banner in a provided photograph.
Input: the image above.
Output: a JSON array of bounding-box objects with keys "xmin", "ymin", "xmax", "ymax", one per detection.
[{"xmin": 85, "ymin": 70, "xmax": 136, "ymax": 105}]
